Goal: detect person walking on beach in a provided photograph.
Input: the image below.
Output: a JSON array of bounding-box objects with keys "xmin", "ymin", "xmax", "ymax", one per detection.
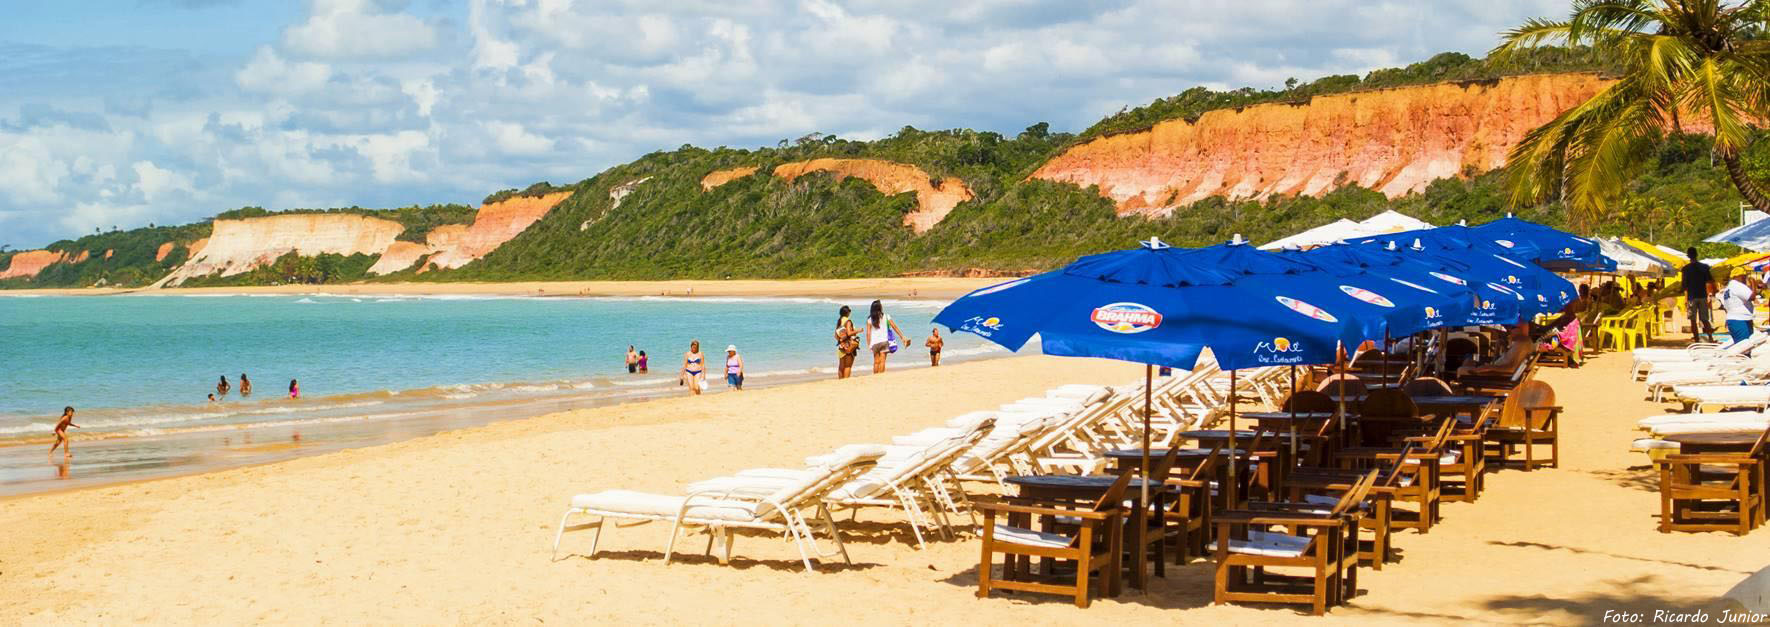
[
  {"xmin": 240, "ymin": 373, "xmax": 252, "ymax": 397},
  {"xmin": 638, "ymin": 351, "xmax": 648, "ymax": 373},
  {"xmin": 626, "ymin": 345, "xmax": 639, "ymax": 374},
  {"xmin": 1681, "ymin": 248, "xmax": 1717, "ymax": 342},
  {"xmin": 866, "ymin": 300, "xmax": 910, "ymax": 374},
  {"xmin": 289, "ymin": 379, "xmax": 300, "ymax": 399},
  {"xmin": 834, "ymin": 305, "xmax": 860, "ymax": 379},
  {"xmin": 1722, "ymin": 267, "xmax": 1758, "ymax": 342},
  {"xmin": 217, "ymin": 375, "xmax": 231, "ymax": 398},
  {"xmin": 725, "ymin": 345, "xmax": 745, "ymax": 391},
  {"xmin": 925, "ymin": 327, "xmax": 944, "ymax": 367},
  {"xmin": 681, "ymin": 340, "xmax": 707, "ymax": 395},
  {"xmin": 48, "ymin": 406, "xmax": 78, "ymax": 460}
]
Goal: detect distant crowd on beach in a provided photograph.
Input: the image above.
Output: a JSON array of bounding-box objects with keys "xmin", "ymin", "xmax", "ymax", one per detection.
[{"xmin": 626, "ymin": 299, "xmax": 948, "ymax": 398}]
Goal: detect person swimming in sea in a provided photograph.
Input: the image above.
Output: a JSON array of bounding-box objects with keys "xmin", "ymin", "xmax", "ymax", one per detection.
[
  {"xmin": 637, "ymin": 350, "xmax": 648, "ymax": 373},
  {"xmin": 681, "ymin": 340, "xmax": 706, "ymax": 395},
  {"xmin": 240, "ymin": 373, "xmax": 253, "ymax": 397},
  {"xmin": 289, "ymin": 379, "xmax": 300, "ymax": 399},
  {"xmin": 217, "ymin": 375, "xmax": 231, "ymax": 397},
  {"xmin": 48, "ymin": 406, "xmax": 79, "ymax": 460},
  {"xmin": 207, "ymin": 393, "xmax": 217, "ymax": 403}
]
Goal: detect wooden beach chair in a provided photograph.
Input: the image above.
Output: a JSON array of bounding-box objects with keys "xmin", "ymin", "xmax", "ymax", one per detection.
[
  {"xmin": 1658, "ymin": 427, "xmax": 1768, "ymax": 535},
  {"xmin": 1483, "ymin": 380, "xmax": 1560, "ymax": 470},
  {"xmin": 1212, "ymin": 470, "xmax": 1378, "ymax": 616},
  {"xmin": 975, "ymin": 471, "xmax": 1134, "ymax": 608}
]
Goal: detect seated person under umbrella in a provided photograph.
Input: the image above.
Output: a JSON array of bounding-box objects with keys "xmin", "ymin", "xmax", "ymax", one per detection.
[{"xmin": 1456, "ymin": 324, "xmax": 1537, "ymax": 377}]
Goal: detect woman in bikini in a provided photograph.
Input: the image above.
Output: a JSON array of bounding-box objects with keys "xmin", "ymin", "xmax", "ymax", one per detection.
[
  {"xmin": 217, "ymin": 375, "xmax": 231, "ymax": 398},
  {"xmin": 681, "ymin": 340, "xmax": 707, "ymax": 395},
  {"xmin": 834, "ymin": 305, "xmax": 860, "ymax": 379}
]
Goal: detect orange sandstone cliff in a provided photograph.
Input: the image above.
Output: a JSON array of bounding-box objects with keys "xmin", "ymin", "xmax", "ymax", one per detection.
[
  {"xmin": 0, "ymin": 250, "xmax": 70, "ymax": 280},
  {"xmin": 1032, "ymin": 73, "xmax": 1615, "ymax": 216},
  {"xmin": 772, "ymin": 159, "xmax": 974, "ymax": 233},
  {"xmin": 701, "ymin": 166, "xmax": 759, "ymax": 191},
  {"xmin": 162, "ymin": 214, "xmax": 406, "ymax": 285},
  {"xmin": 367, "ymin": 191, "xmax": 573, "ymax": 274}
]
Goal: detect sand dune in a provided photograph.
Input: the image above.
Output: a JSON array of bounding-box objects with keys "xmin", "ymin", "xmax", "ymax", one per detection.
[{"xmin": 2, "ymin": 353, "xmax": 1766, "ymax": 624}]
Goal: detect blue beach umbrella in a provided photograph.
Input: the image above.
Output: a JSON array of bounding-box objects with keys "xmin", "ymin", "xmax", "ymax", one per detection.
[
  {"xmin": 935, "ymin": 240, "xmax": 1368, "ymax": 370},
  {"xmin": 1468, "ymin": 216, "xmax": 1614, "ymax": 272},
  {"xmin": 1355, "ymin": 227, "xmax": 1577, "ymax": 318},
  {"xmin": 1284, "ymin": 245, "xmax": 1478, "ymax": 336}
]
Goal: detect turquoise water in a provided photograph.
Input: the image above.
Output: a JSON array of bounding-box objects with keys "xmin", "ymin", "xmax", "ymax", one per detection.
[{"xmin": 0, "ymin": 294, "xmax": 993, "ymax": 440}]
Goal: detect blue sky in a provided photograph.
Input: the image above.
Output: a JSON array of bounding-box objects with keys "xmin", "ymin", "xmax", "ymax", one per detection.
[{"xmin": 0, "ymin": 0, "xmax": 1567, "ymax": 248}]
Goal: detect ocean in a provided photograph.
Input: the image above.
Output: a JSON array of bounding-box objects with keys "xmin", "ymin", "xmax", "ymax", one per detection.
[{"xmin": 0, "ymin": 293, "xmax": 1005, "ymax": 494}]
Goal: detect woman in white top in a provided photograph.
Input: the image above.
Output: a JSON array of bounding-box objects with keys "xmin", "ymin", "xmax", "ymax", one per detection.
[
  {"xmin": 1721, "ymin": 268, "xmax": 1757, "ymax": 341},
  {"xmin": 865, "ymin": 299, "xmax": 910, "ymax": 374}
]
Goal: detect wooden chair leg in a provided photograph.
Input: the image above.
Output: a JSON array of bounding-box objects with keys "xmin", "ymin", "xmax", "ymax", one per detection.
[{"xmin": 977, "ymin": 513, "xmax": 994, "ymax": 598}]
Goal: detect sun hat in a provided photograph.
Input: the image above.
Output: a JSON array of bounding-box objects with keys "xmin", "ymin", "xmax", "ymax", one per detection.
[{"xmin": 726, "ymin": 344, "xmax": 738, "ymax": 352}]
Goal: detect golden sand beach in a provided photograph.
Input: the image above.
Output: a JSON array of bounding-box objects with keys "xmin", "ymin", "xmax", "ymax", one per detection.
[{"xmin": 2, "ymin": 352, "xmax": 1766, "ymax": 624}]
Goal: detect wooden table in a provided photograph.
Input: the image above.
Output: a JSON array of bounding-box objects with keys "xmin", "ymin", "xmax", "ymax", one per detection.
[
  {"xmin": 1180, "ymin": 430, "xmax": 1306, "ymax": 498},
  {"xmin": 1663, "ymin": 432, "xmax": 1765, "ymax": 455},
  {"xmin": 1003, "ymin": 475, "xmax": 1164, "ymax": 592}
]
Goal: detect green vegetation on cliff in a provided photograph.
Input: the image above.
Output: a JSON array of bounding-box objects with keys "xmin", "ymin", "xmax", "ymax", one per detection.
[{"xmin": 0, "ymin": 222, "xmax": 211, "ymax": 289}]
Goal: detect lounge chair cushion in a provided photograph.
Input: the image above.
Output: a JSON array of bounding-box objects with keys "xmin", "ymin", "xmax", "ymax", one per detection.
[
  {"xmin": 1653, "ymin": 421, "xmax": 1770, "ymax": 436},
  {"xmin": 944, "ymin": 410, "xmax": 996, "ymax": 428},
  {"xmin": 1631, "ymin": 438, "xmax": 1680, "ymax": 451},
  {"xmin": 571, "ymin": 490, "xmax": 762, "ymax": 522},
  {"xmin": 990, "ymin": 524, "xmax": 1073, "ymax": 548},
  {"xmin": 1208, "ymin": 530, "xmax": 1311, "ymax": 558}
]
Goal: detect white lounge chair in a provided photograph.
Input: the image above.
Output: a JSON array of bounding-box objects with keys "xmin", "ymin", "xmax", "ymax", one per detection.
[
  {"xmin": 553, "ymin": 445, "xmax": 885, "ymax": 572},
  {"xmin": 1633, "ymin": 334, "xmax": 1769, "ymax": 379},
  {"xmin": 1669, "ymin": 384, "xmax": 1770, "ymax": 413}
]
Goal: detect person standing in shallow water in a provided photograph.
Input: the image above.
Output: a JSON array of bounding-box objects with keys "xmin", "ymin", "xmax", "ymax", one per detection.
[
  {"xmin": 625, "ymin": 346, "xmax": 639, "ymax": 374},
  {"xmin": 289, "ymin": 379, "xmax": 300, "ymax": 399},
  {"xmin": 865, "ymin": 300, "xmax": 910, "ymax": 374},
  {"xmin": 217, "ymin": 375, "xmax": 230, "ymax": 398},
  {"xmin": 681, "ymin": 340, "xmax": 706, "ymax": 395},
  {"xmin": 925, "ymin": 327, "xmax": 944, "ymax": 366},
  {"xmin": 240, "ymin": 373, "xmax": 252, "ymax": 397},
  {"xmin": 834, "ymin": 305, "xmax": 860, "ymax": 379},
  {"xmin": 638, "ymin": 351, "xmax": 648, "ymax": 373}
]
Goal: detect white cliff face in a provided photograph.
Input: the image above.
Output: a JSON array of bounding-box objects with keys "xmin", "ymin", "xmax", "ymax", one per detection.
[{"xmin": 162, "ymin": 214, "xmax": 406, "ymax": 285}]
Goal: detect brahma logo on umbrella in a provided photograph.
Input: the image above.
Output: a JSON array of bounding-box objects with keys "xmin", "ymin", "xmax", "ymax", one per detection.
[
  {"xmin": 1430, "ymin": 272, "xmax": 1467, "ymax": 286},
  {"xmin": 1275, "ymin": 296, "xmax": 1339, "ymax": 323},
  {"xmin": 1340, "ymin": 285, "xmax": 1394, "ymax": 307},
  {"xmin": 1390, "ymin": 277, "xmax": 1439, "ymax": 294},
  {"xmin": 1090, "ymin": 302, "xmax": 1162, "ymax": 334}
]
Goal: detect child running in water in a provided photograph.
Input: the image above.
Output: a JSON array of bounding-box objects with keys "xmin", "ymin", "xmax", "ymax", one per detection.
[{"xmin": 48, "ymin": 406, "xmax": 78, "ymax": 460}]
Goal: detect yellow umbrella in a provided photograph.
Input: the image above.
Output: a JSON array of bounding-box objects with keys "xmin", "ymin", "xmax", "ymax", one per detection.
[
  {"xmin": 1620, "ymin": 237, "xmax": 1688, "ymax": 267},
  {"xmin": 1716, "ymin": 250, "xmax": 1770, "ymax": 270}
]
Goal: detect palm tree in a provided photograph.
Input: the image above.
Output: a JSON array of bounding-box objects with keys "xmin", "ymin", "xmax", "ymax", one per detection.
[{"xmin": 1492, "ymin": 0, "xmax": 1770, "ymax": 226}]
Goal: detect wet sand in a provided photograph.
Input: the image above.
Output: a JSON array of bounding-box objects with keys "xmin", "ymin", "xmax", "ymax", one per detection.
[
  {"xmin": 3, "ymin": 277, "xmax": 1007, "ymax": 300},
  {"xmin": 2, "ymin": 352, "xmax": 1767, "ymax": 624}
]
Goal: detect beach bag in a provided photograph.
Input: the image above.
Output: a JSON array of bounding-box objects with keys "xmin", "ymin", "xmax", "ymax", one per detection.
[
  {"xmin": 836, "ymin": 322, "xmax": 859, "ymax": 356},
  {"xmin": 887, "ymin": 328, "xmax": 900, "ymax": 354}
]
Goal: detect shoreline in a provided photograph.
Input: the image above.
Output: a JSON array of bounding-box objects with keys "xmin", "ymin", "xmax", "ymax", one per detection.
[{"xmin": 0, "ymin": 277, "xmax": 1010, "ymax": 299}]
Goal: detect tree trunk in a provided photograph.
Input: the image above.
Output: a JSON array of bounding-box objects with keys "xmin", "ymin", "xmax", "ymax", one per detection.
[{"xmin": 1722, "ymin": 152, "xmax": 1770, "ymax": 212}]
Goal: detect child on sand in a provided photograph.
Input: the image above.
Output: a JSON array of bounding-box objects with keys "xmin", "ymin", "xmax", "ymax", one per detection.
[
  {"xmin": 48, "ymin": 406, "xmax": 78, "ymax": 459},
  {"xmin": 925, "ymin": 327, "xmax": 944, "ymax": 366}
]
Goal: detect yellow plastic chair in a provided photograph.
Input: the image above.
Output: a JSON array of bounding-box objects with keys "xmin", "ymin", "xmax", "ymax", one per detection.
[{"xmin": 1595, "ymin": 306, "xmax": 1648, "ymax": 351}]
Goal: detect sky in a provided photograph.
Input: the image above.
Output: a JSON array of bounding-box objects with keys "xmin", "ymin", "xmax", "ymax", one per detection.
[{"xmin": 0, "ymin": 0, "xmax": 1570, "ymax": 248}]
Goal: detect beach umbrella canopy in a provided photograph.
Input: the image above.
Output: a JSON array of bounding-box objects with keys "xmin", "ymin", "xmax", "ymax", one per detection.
[
  {"xmin": 934, "ymin": 239, "xmax": 1372, "ymax": 370},
  {"xmin": 1284, "ymin": 244, "xmax": 1481, "ymax": 333},
  {"xmin": 1358, "ymin": 210, "xmax": 1433, "ymax": 234},
  {"xmin": 1596, "ymin": 237, "xmax": 1677, "ymax": 276},
  {"xmin": 1258, "ymin": 218, "xmax": 1365, "ymax": 251},
  {"xmin": 1706, "ymin": 218, "xmax": 1770, "ymax": 252},
  {"xmin": 1467, "ymin": 217, "xmax": 1615, "ymax": 273},
  {"xmin": 1351, "ymin": 227, "xmax": 1575, "ymax": 319}
]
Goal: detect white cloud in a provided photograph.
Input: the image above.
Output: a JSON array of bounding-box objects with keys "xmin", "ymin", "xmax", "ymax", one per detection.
[
  {"xmin": 235, "ymin": 46, "xmax": 332, "ymax": 95},
  {"xmin": 282, "ymin": 0, "xmax": 439, "ymax": 59},
  {"xmin": 131, "ymin": 161, "xmax": 195, "ymax": 202},
  {"xmin": 484, "ymin": 121, "xmax": 554, "ymax": 155},
  {"xmin": 2, "ymin": 0, "xmax": 1586, "ymax": 247}
]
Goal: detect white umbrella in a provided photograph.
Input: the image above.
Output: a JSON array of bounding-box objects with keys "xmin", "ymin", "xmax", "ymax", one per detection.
[
  {"xmin": 1358, "ymin": 210, "xmax": 1433, "ymax": 234},
  {"xmin": 1596, "ymin": 237, "xmax": 1676, "ymax": 276},
  {"xmin": 1258, "ymin": 218, "xmax": 1363, "ymax": 250}
]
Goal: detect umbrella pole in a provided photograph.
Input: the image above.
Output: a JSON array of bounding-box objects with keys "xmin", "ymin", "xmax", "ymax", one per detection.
[
  {"xmin": 1141, "ymin": 363, "xmax": 1151, "ymax": 510},
  {"xmin": 1228, "ymin": 369, "xmax": 1238, "ymax": 507},
  {"xmin": 1288, "ymin": 365, "xmax": 1298, "ymax": 462},
  {"xmin": 1336, "ymin": 349, "xmax": 1347, "ymax": 448}
]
